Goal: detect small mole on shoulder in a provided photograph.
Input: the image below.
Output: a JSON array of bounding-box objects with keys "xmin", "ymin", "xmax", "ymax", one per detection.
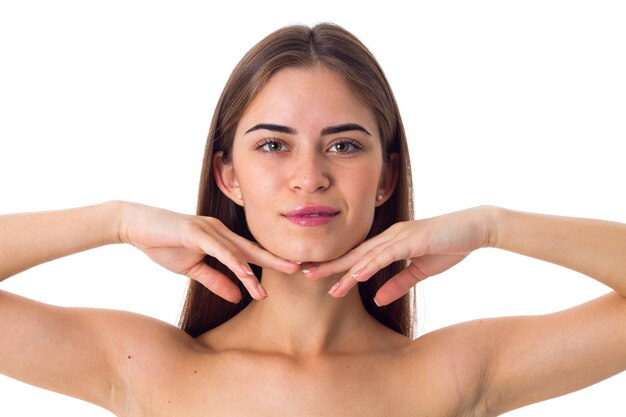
[{"xmin": 128, "ymin": 355, "xmax": 132, "ymax": 359}]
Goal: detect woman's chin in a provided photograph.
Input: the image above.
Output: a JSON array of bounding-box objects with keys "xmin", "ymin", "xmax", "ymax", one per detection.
[
  {"xmin": 252, "ymin": 230, "xmax": 366, "ymax": 264},
  {"xmin": 265, "ymin": 244, "xmax": 350, "ymax": 264},
  {"xmin": 282, "ymin": 251, "xmax": 339, "ymax": 264}
]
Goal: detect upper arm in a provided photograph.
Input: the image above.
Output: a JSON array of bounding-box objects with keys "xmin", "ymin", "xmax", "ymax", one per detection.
[
  {"xmin": 479, "ymin": 292, "xmax": 626, "ymax": 415},
  {"xmin": 0, "ymin": 289, "xmax": 194, "ymax": 414}
]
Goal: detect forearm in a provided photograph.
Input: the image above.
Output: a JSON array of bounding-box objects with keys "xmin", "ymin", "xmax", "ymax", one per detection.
[
  {"xmin": 490, "ymin": 207, "xmax": 626, "ymax": 296},
  {"xmin": 0, "ymin": 201, "xmax": 124, "ymax": 282}
]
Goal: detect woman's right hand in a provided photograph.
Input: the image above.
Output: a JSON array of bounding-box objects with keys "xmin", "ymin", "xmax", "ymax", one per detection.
[{"xmin": 117, "ymin": 202, "xmax": 299, "ymax": 303}]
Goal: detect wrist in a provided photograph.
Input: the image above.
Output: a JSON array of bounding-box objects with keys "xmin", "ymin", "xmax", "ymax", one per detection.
[
  {"xmin": 101, "ymin": 200, "xmax": 129, "ymax": 245},
  {"xmin": 479, "ymin": 205, "xmax": 505, "ymax": 249}
]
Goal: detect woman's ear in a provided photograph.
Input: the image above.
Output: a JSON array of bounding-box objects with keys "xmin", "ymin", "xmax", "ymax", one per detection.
[
  {"xmin": 213, "ymin": 151, "xmax": 244, "ymax": 206},
  {"xmin": 376, "ymin": 153, "xmax": 399, "ymax": 206}
]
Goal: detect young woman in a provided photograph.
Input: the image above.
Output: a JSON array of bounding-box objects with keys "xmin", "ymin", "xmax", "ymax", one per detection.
[{"xmin": 1, "ymin": 23, "xmax": 625, "ymax": 417}]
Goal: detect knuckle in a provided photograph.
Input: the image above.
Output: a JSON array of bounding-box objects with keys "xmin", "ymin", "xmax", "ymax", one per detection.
[
  {"xmin": 370, "ymin": 257, "xmax": 385, "ymax": 270},
  {"xmin": 237, "ymin": 275, "xmax": 259, "ymax": 292},
  {"xmin": 405, "ymin": 261, "xmax": 425, "ymax": 281},
  {"xmin": 205, "ymin": 239, "xmax": 240, "ymax": 267},
  {"xmin": 394, "ymin": 241, "xmax": 414, "ymax": 261},
  {"xmin": 202, "ymin": 216, "xmax": 226, "ymax": 233},
  {"xmin": 224, "ymin": 254, "xmax": 246, "ymax": 274},
  {"xmin": 201, "ymin": 273, "xmax": 221, "ymax": 290},
  {"xmin": 243, "ymin": 240, "xmax": 265, "ymax": 256},
  {"xmin": 394, "ymin": 273, "xmax": 417, "ymax": 293},
  {"xmin": 204, "ymin": 216, "xmax": 220, "ymax": 226},
  {"xmin": 188, "ymin": 265, "xmax": 220, "ymax": 290},
  {"xmin": 389, "ymin": 220, "xmax": 410, "ymax": 234},
  {"xmin": 184, "ymin": 262, "xmax": 204, "ymax": 278}
]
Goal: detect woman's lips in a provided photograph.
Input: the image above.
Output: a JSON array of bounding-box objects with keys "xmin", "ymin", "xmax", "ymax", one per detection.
[{"xmin": 283, "ymin": 206, "xmax": 340, "ymax": 227}]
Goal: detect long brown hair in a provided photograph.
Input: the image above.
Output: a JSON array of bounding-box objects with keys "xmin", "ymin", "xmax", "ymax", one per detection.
[{"xmin": 179, "ymin": 23, "xmax": 416, "ymax": 339}]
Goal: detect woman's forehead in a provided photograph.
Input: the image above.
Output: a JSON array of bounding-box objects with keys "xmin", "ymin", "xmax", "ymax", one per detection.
[{"xmin": 237, "ymin": 66, "xmax": 379, "ymax": 136}]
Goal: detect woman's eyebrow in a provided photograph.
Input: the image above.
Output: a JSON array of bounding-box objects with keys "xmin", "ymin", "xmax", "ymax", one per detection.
[
  {"xmin": 244, "ymin": 123, "xmax": 371, "ymax": 136},
  {"xmin": 321, "ymin": 123, "xmax": 371, "ymax": 136},
  {"xmin": 245, "ymin": 123, "xmax": 296, "ymax": 135}
]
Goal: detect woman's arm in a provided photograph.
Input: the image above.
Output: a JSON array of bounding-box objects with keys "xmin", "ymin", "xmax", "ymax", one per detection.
[
  {"xmin": 0, "ymin": 201, "xmax": 122, "ymax": 282},
  {"xmin": 0, "ymin": 201, "xmax": 136, "ymax": 411},
  {"xmin": 307, "ymin": 206, "xmax": 626, "ymax": 415},
  {"xmin": 492, "ymin": 207, "xmax": 626, "ymax": 296},
  {"xmin": 476, "ymin": 208, "xmax": 626, "ymax": 415},
  {"xmin": 0, "ymin": 289, "xmax": 195, "ymax": 413},
  {"xmin": 308, "ymin": 206, "xmax": 626, "ymax": 303},
  {"xmin": 0, "ymin": 201, "xmax": 298, "ymax": 412},
  {"xmin": 1, "ymin": 201, "xmax": 298, "ymax": 301}
]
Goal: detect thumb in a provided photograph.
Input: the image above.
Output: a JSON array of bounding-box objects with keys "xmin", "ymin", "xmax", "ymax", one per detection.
[{"xmin": 186, "ymin": 262, "xmax": 242, "ymax": 304}]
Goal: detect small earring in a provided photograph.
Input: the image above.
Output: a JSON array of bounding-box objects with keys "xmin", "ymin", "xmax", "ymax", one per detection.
[
  {"xmin": 376, "ymin": 195, "xmax": 383, "ymax": 201},
  {"xmin": 237, "ymin": 194, "xmax": 242, "ymax": 200}
]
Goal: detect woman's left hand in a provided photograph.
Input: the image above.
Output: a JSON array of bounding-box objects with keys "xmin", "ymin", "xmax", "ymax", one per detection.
[{"xmin": 303, "ymin": 206, "xmax": 496, "ymax": 306}]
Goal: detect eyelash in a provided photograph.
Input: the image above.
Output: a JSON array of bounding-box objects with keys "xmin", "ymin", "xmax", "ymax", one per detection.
[{"xmin": 253, "ymin": 138, "xmax": 363, "ymax": 154}]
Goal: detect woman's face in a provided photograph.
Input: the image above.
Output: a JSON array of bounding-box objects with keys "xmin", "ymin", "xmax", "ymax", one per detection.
[{"xmin": 217, "ymin": 65, "xmax": 396, "ymax": 263}]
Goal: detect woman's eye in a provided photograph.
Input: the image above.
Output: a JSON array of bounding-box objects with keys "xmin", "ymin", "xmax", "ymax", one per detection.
[
  {"xmin": 255, "ymin": 139, "xmax": 362, "ymax": 154},
  {"xmin": 256, "ymin": 139, "xmax": 285, "ymax": 152},
  {"xmin": 329, "ymin": 140, "xmax": 361, "ymax": 153}
]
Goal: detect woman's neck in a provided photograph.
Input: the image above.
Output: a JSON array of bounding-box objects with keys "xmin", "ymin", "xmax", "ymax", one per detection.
[{"xmin": 208, "ymin": 267, "xmax": 391, "ymax": 357}]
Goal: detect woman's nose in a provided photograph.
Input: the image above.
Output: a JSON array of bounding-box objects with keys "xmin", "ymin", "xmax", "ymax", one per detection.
[{"xmin": 288, "ymin": 152, "xmax": 330, "ymax": 194}]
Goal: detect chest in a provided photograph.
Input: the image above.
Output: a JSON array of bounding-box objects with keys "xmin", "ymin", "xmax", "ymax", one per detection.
[{"xmin": 136, "ymin": 352, "xmax": 467, "ymax": 417}]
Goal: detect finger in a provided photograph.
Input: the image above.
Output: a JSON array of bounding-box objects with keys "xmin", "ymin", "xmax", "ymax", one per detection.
[
  {"xmin": 185, "ymin": 262, "xmax": 243, "ymax": 304},
  {"xmin": 304, "ymin": 229, "xmax": 399, "ymax": 280},
  {"xmin": 197, "ymin": 217, "xmax": 299, "ymax": 274},
  {"xmin": 208, "ymin": 221, "xmax": 300, "ymax": 274},
  {"xmin": 230, "ymin": 234, "xmax": 301, "ymax": 275},
  {"xmin": 196, "ymin": 235, "xmax": 268, "ymax": 301},
  {"xmin": 301, "ymin": 248, "xmax": 362, "ymax": 281},
  {"xmin": 373, "ymin": 261, "xmax": 428, "ymax": 306},
  {"xmin": 328, "ymin": 239, "xmax": 413, "ymax": 298}
]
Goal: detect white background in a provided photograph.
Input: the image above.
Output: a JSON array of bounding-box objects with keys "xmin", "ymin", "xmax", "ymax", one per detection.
[{"xmin": 1, "ymin": 0, "xmax": 625, "ymax": 415}]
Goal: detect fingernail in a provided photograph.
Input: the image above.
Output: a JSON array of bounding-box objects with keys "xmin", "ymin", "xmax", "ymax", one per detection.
[
  {"xmin": 257, "ymin": 282, "xmax": 268, "ymax": 298},
  {"xmin": 328, "ymin": 281, "xmax": 341, "ymax": 296},
  {"xmin": 240, "ymin": 263, "xmax": 255, "ymax": 276},
  {"xmin": 374, "ymin": 298, "xmax": 381, "ymax": 307},
  {"xmin": 302, "ymin": 263, "xmax": 319, "ymax": 274}
]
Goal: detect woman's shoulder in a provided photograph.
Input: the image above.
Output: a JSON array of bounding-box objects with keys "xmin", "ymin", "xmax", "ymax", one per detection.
[
  {"xmin": 92, "ymin": 308, "xmax": 209, "ymax": 415},
  {"xmin": 400, "ymin": 319, "xmax": 498, "ymax": 416},
  {"xmin": 119, "ymin": 317, "xmax": 494, "ymax": 417}
]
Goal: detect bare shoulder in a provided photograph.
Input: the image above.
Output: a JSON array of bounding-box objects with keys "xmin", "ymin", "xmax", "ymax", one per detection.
[
  {"xmin": 404, "ymin": 293, "xmax": 626, "ymax": 417},
  {"xmin": 0, "ymin": 290, "xmax": 201, "ymax": 416},
  {"xmin": 90, "ymin": 308, "xmax": 203, "ymax": 415},
  {"xmin": 378, "ymin": 319, "xmax": 493, "ymax": 417},
  {"xmin": 475, "ymin": 293, "xmax": 626, "ymax": 415}
]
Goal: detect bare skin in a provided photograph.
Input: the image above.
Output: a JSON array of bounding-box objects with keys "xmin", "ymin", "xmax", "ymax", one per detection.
[
  {"xmin": 2, "ymin": 202, "xmax": 626, "ymax": 416},
  {"xmin": 1, "ymin": 67, "xmax": 626, "ymax": 416}
]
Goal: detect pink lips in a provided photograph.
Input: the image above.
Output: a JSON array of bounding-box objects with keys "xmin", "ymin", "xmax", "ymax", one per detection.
[{"xmin": 283, "ymin": 205, "xmax": 339, "ymax": 227}]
